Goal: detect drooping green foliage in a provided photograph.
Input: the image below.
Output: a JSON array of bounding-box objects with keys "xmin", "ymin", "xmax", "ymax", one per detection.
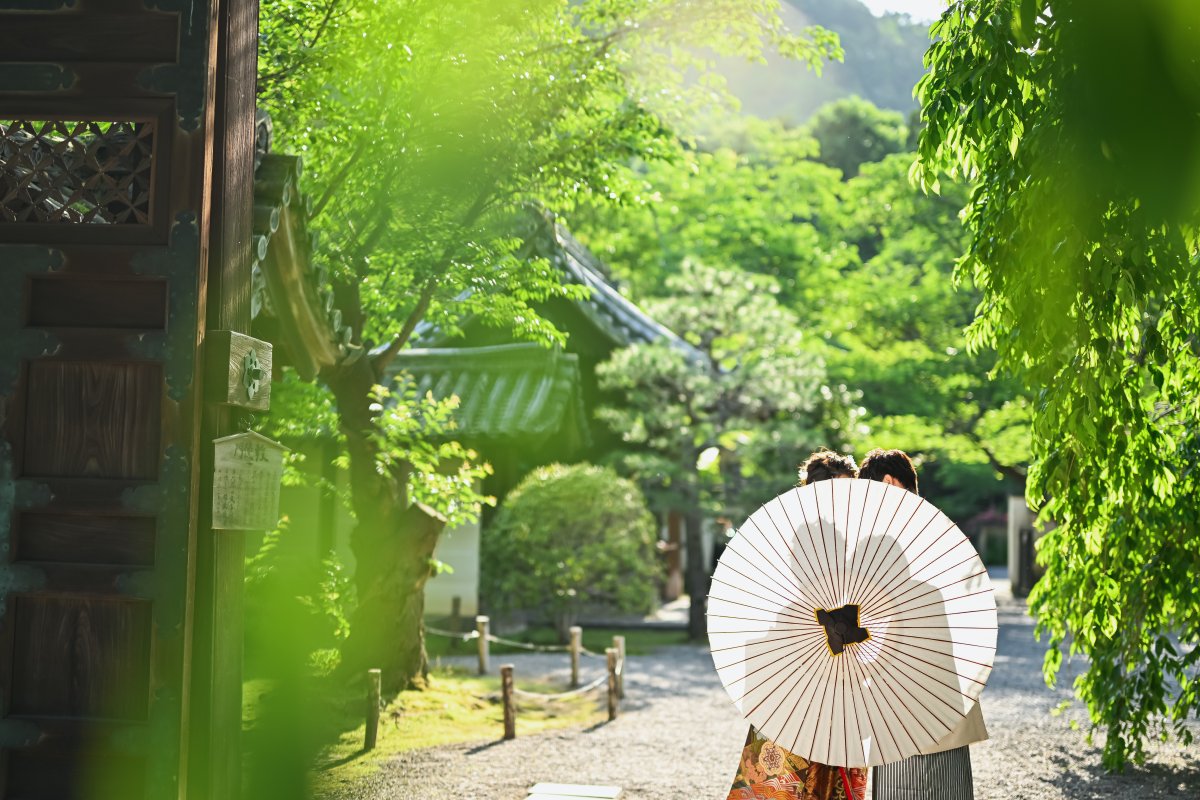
[
  {"xmin": 480, "ymin": 463, "xmax": 658, "ymax": 641},
  {"xmin": 917, "ymin": 0, "xmax": 1200, "ymax": 769}
]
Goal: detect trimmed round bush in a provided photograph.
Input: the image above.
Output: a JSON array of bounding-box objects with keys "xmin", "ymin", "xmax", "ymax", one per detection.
[{"xmin": 481, "ymin": 463, "xmax": 658, "ymax": 640}]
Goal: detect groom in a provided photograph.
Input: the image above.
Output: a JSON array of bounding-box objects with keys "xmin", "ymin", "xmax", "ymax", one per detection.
[{"xmin": 857, "ymin": 448, "xmax": 988, "ymax": 800}]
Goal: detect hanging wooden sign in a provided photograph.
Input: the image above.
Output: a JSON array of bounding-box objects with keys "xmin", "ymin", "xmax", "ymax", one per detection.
[
  {"xmin": 212, "ymin": 430, "xmax": 288, "ymax": 530},
  {"xmin": 206, "ymin": 329, "xmax": 273, "ymax": 411}
]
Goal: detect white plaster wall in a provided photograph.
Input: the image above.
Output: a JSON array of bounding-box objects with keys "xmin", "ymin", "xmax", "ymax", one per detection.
[
  {"xmin": 1007, "ymin": 494, "xmax": 1056, "ymax": 591},
  {"xmin": 424, "ymin": 517, "xmax": 480, "ymax": 617},
  {"xmin": 1007, "ymin": 495, "xmax": 1035, "ymax": 576}
]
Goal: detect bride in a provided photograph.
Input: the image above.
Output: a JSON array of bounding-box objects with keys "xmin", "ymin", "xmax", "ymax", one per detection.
[{"xmin": 723, "ymin": 448, "xmax": 867, "ymax": 800}]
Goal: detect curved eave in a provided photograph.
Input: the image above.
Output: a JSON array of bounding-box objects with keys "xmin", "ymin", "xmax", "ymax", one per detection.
[
  {"xmin": 410, "ymin": 207, "xmax": 706, "ymax": 367},
  {"xmin": 250, "ymin": 153, "xmax": 355, "ymax": 380},
  {"xmin": 259, "ymin": 201, "xmax": 343, "ymax": 380},
  {"xmin": 546, "ymin": 218, "xmax": 705, "ymax": 365}
]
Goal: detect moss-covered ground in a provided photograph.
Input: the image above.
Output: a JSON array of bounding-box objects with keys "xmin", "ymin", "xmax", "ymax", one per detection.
[{"xmin": 243, "ymin": 625, "xmax": 688, "ymax": 796}]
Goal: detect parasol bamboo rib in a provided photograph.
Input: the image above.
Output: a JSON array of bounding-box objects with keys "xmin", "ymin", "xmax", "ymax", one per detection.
[
  {"xmin": 846, "ymin": 491, "xmax": 921, "ymax": 604},
  {"xmin": 716, "ymin": 635, "xmax": 825, "ymax": 689},
  {"xmin": 766, "ymin": 503, "xmax": 838, "ymax": 609},
  {"xmin": 860, "ymin": 573, "xmax": 991, "ymax": 622},
  {"xmin": 785, "ymin": 494, "xmax": 841, "ymax": 607},
  {"xmin": 854, "ymin": 506, "xmax": 943, "ymax": 610},
  {"xmin": 732, "ymin": 521, "xmax": 828, "ymax": 610},
  {"xmin": 861, "ymin": 540, "xmax": 975, "ymax": 611},
  {"xmin": 844, "ymin": 480, "xmax": 889, "ymax": 602},
  {"xmin": 710, "ymin": 629, "xmax": 818, "ymax": 653},
  {"xmin": 705, "ymin": 578, "xmax": 820, "ymax": 628},
  {"xmin": 862, "ymin": 586, "xmax": 995, "ymax": 624},
  {"xmin": 718, "ymin": 551, "xmax": 826, "ymax": 615},
  {"xmin": 712, "ymin": 633, "xmax": 826, "ymax": 672},
  {"xmin": 813, "ymin": 483, "xmax": 841, "ymax": 611},
  {"xmin": 748, "ymin": 515, "xmax": 819, "ymax": 601},
  {"xmin": 709, "ymin": 592, "xmax": 823, "ymax": 627}
]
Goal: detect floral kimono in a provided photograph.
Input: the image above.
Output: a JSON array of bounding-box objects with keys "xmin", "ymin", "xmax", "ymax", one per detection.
[{"xmin": 726, "ymin": 726, "xmax": 867, "ymax": 800}]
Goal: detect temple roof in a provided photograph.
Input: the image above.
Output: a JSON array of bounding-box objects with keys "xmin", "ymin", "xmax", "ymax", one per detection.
[
  {"xmin": 415, "ymin": 208, "xmax": 705, "ymax": 365},
  {"xmin": 382, "ymin": 343, "xmax": 589, "ymax": 451},
  {"xmin": 531, "ymin": 212, "xmax": 702, "ymax": 361}
]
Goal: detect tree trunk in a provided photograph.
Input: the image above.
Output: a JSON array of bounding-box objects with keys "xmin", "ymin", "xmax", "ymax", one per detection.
[
  {"xmin": 343, "ymin": 500, "xmax": 443, "ymax": 692},
  {"xmin": 326, "ymin": 353, "xmax": 445, "ymax": 692},
  {"xmin": 685, "ymin": 508, "xmax": 708, "ymax": 641},
  {"xmin": 554, "ymin": 609, "xmax": 578, "ymax": 644}
]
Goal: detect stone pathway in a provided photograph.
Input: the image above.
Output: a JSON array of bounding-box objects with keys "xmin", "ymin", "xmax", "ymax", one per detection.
[{"xmin": 330, "ymin": 583, "xmax": 1199, "ymax": 800}]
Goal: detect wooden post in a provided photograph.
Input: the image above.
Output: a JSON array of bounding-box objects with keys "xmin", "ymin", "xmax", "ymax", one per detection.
[
  {"xmin": 476, "ymin": 615, "xmax": 489, "ymax": 674},
  {"xmin": 606, "ymin": 648, "xmax": 618, "ymax": 721},
  {"xmin": 450, "ymin": 596, "xmax": 462, "ymax": 651},
  {"xmin": 613, "ymin": 635, "xmax": 626, "ymax": 699},
  {"xmin": 500, "ymin": 664, "xmax": 516, "ymax": 740},
  {"xmin": 365, "ymin": 669, "xmax": 381, "ymax": 751},
  {"xmin": 569, "ymin": 626, "xmax": 582, "ymax": 688}
]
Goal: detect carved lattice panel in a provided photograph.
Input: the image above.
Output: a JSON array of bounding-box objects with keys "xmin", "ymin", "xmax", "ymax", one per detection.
[{"xmin": 0, "ymin": 120, "xmax": 155, "ymax": 225}]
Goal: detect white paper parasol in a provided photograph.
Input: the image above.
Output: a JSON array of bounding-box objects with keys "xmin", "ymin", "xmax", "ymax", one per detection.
[{"xmin": 708, "ymin": 479, "xmax": 997, "ymax": 768}]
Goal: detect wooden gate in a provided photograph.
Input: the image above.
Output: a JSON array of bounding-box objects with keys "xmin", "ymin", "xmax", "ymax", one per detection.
[{"xmin": 0, "ymin": 1, "xmax": 258, "ymax": 797}]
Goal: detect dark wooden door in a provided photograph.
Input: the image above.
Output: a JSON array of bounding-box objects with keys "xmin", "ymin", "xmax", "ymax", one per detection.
[{"xmin": 0, "ymin": 1, "xmax": 254, "ymax": 797}]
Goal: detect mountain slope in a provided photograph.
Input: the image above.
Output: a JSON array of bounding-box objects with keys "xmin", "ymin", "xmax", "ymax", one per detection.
[{"xmin": 716, "ymin": 0, "xmax": 932, "ymax": 122}]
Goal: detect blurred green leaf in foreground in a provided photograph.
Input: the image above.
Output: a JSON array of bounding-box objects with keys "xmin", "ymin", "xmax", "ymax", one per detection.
[{"xmin": 917, "ymin": 0, "xmax": 1200, "ymax": 770}]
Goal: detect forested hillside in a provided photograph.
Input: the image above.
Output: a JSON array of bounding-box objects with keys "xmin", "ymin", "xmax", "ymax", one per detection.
[{"xmin": 716, "ymin": 0, "xmax": 930, "ymax": 121}]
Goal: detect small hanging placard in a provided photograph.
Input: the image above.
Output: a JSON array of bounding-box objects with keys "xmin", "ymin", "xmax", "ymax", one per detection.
[{"xmin": 212, "ymin": 430, "xmax": 288, "ymax": 530}]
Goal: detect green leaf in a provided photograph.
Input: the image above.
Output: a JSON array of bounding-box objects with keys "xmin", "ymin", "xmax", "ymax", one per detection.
[{"xmin": 1012, "ymin": 0, "xmax": 1040, "ymax": 47}]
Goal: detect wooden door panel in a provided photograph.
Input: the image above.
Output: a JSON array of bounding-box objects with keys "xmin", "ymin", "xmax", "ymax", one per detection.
[
  {"xmin": 15, "ymin": 513, "xmax": 156, "ymax": 567},
  {"xmin": 0, "ymin": 1, "xmax": 220, "ymax": 795},
  {"xmin": 0, "ymin": 14, "xmax": 178, "ymax": 64},
  {"xmin": 9, "ymin": 596, "xmax": 152, "ymax": 720},
  {"xmin": 0, "ymin": 0, "xmax": 251, "ymax": 795},
  {"xmin": 22, "ymin": 362, "xmax": 162, "ymax": 480},
  {"xmin": 26, "ymin": 277, "xmax": 168, "ymax": 330}
]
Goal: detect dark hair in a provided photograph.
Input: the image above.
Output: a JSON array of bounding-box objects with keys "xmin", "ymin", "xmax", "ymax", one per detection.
[
  {"xmin": 858, "ymin": 448, "xmax": 919, "ymax": 493},
  {"xmin": 798, "ymin": 448, "xmax": 858, "ymax": 486}
]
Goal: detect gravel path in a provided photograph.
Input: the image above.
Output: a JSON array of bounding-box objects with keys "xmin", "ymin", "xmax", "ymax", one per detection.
[{"xmin": 332, "ymin": 588, "xmax": 1199, "ymax": 799}]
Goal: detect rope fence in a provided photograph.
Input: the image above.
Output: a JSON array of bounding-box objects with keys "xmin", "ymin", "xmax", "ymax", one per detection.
[
  {"xmin": 424, "ymin": 625, "xmax": 478, "ymax": 641},
  {"xmin": 420, "ymin": 612, "xmax": 628, "ymax": 739},
  {"xmin": 512, "ymin": 673, "xmax": 607, "ymax": 700},
  {"xmin": 360, "ymin": 601, "xmax": 631, "ymax": 747},
  {"xmin": 425, "ymin": 625, "xmax": 605, "ymax": 657},
  {"xmin": 499, "ymin": 643, "xmax": 624, "ymax": 740},
  {"xmin": 426, "ymin": 615, "xmax": 616, "ymax": 680}
]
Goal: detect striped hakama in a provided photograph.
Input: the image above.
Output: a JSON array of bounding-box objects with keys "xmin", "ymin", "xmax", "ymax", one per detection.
[{"xmin": 870, "ymin": 746, "xmax": 974, "ymax": 800}]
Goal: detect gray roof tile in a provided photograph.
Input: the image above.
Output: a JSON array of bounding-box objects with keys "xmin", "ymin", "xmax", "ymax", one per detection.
[{"xmin": 384, "ymin": 343, "xmax": 589, "ymax": 452}]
